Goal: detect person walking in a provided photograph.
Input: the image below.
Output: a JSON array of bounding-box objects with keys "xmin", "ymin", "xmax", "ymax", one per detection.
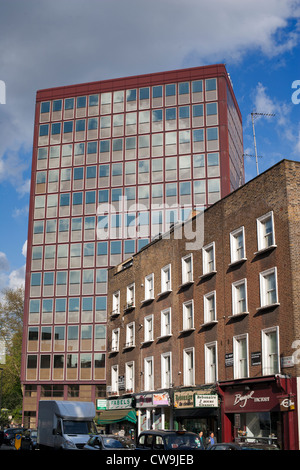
[
  {"xmin": 206, "ymin": 431, "xmax": 217, "ymax": 448},
  {"xmin": 198, "ymin": 431, "xmax": 206, "ymax": 449}
]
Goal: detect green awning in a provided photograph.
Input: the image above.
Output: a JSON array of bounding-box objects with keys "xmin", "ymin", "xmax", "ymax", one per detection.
[{"xmin": 97, "ymin": 409, "xmax": 137, "ymax": 425}]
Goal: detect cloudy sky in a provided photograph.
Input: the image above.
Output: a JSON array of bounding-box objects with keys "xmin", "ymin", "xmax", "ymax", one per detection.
[{"xmin": 0, "ymin": 0, "xmax": 299, "ymax": 293}]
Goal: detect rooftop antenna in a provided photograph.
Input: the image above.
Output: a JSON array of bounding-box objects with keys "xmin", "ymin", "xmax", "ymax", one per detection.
[{"xmin": 251, "ymin": 112, "xmax": 275, "ymax": 175}]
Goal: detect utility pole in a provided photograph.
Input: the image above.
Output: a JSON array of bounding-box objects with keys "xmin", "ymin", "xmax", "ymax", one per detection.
[{"xmin": 251, "ymin": 112, "xmax": 275, "ymax": 175}]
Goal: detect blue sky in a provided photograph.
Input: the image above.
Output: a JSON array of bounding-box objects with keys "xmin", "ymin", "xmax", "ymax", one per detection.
[{"xmin": 0, "ymin": 0, "xmax": 299, "ymax": 294}]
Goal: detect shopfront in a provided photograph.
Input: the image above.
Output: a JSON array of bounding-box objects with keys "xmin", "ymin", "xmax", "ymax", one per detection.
[
  {"xmin": 173, "ymin": 389, "xmax": 220, "ymax": 439},
  {"xmin": 135, "ymin": 392, "xmax": 171, "ymax": 434},
  {"xmin": 218, "ymin": 376, "xmax": 298, "ymax": 450},
  {"xmin": 97, "ymin": 397, "xmax": 137, "ymax": 439}
]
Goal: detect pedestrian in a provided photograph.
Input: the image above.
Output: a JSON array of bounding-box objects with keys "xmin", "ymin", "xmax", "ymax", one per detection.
[
  {"xmin": 206, "ymin": 431, "xmax": 217, "ymax": 448},
  {"xmin": 198, "ymin": 431, "xmax": 206, "ymax": 449}
]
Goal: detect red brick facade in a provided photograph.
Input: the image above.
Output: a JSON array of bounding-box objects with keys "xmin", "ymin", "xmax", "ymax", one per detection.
[{"xmin": 107, "ymin": 160, "xmax": 300, "ymax": 449}]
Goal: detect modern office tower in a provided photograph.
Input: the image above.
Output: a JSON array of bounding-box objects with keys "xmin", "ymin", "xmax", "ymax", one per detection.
[{"xmin": 20, "ymin": 64, "xmax": 243, "ymax": 426}]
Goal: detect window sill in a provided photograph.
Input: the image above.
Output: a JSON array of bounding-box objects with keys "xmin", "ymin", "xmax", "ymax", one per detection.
[
  {"xmin": 123, "ymin": 304, "xmax": 135, "ymax": 312},
  {"xmin": 141, "ymin": 297, "xmax": 154, "ymax": 305},
  {"xmin": 199, "ymin": 270, "xmax": 217, "ymax": 280},
  {"xmin": 157, "ymin": 289, "xmax": 172, "ymax": 298},
  {"xmin": 228, "ymin": 258, "xmax": 247, "ymax": 268},
  {"xmin": 123, "ymin": 344, "xmax": 136, "ymax": 351},
  {"xmin": 157, "ymin": 334, "xmax": 172, "ymax": 340},
  {"xmin": 110, "ymin": 311, "xmax": 120, "ymax": 318},
  {"xmin": 228, "ymin": 311, "xmax": 249, "ymax": 319},
  {"xmin": 254, "ymin": 245, "xmax": 277, "ymax": 256},
  {"xmin": 200, "ymin": 320, "xmax": 218, "ymax": 327},
  {"xmin": 141, "ymin": 339, "xmax": 154, "ymax": 345},
  {"xmin": 256, "ymin": 302, "xmax": 280, "ymax": 312},
  {"xmin": 179, "ymin": 327, "xmax": 195, "ymax": 334},
  {"xmin": 179, "ymin": 280, "xmax": 194, "ymax": 289}
]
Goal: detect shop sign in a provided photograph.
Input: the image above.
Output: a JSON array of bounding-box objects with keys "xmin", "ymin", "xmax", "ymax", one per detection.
[
  {"xmin": 136, "ymin": 394, "xmax": 153, "ymax": 408},
  {"xmin": 96, "ymin": 399, "xmax": 107, "ymax": 410},
  {"xmin": 194, "ymin": 394, "xmax": 218, "ymax": 408},
  {"xmin": 153, "ymin": 393, "xmax": 170, "ymax": 406},
  {"xmin": 279, "ymin": 396, "xmax": 295, "ymax": 412},
  {"xmin": 118, "ymin": 375, "xmax": 125, "ymax": 390},
  {"xmin": 225, "ymin": 353, "xmax": 233, "ymax": 367},
  {"xmin": 108, "ymin": 397, "xmax": 132, "ymax": 409},
  {"xmin": 174, "ymin": 391, "xmax": 194, "ymax": 408},
  {"xmin": 281, "ymin": 356, "xmax": 294, "ymax": 368},
  {"xmin": 251, "ymin": 351, "xmax": 261, "ymax": 366},
  {"xmin": 224, "ymin": 387, "xmax": 280, "ymax": 413}
]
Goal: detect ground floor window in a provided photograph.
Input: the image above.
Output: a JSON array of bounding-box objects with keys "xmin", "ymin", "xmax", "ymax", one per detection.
[
  {"xmin": 235, "ymin": 412, "xmax": 281, "ymax": 447},
  {"xmin": 175, "ymin": 415, "xmax": 218, "ymax": 440}
]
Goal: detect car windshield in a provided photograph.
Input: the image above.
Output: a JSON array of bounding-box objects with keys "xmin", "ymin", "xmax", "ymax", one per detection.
[
  {"xmin": 63, "ymin": 420, "xmax": 96, "ymax": 435},
  {"xmin": 102, "ymin": 438, "xmax": 124, "ymax": 448},
  {"xmin": 164, "ymin": 433, "xmax": 201, "ymax": 449}
]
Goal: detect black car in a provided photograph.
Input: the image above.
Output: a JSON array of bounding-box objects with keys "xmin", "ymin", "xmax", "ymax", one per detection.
[
  {"xmin": 208, "ymin": 441, "xmax": 279, "ymax": 450},
  {"xmin": 3, "ymin": 427, "xmax": 26, "ymax": 446},
  {"xmin": 136, "ymin": 430, "xmax": 203, "ymax": 450},
  {"xmin": 84, "ymin": 434, "xmax": 135, "ymax": 450},
  {"xmin": 21, "ymin": 429, "xmax": 38, "ymax": 450}
]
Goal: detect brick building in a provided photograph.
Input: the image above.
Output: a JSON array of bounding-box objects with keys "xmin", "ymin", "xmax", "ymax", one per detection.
[
  {"xmin": 106, "ymin": 159, "xmax": 300, "ymax": 450},
  {"xmin": 20, "ymin": 64, "xmax": 243, "ymax": 426}
]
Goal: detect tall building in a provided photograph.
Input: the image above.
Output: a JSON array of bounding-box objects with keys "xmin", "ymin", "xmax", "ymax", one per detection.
[{"xmin": 20, "ymin": 64, "xmax": 243, "ymax": 426}]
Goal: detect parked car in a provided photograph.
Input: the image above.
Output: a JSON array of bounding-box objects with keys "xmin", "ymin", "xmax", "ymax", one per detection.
[
  {"xmin": 3, "ymin": 427, "xmax": 25, "ymax": 446},
  {"xmin": 3, "ymin": 427, "xmax": 26, "ymax": 446},
  {"xmin": 207, "ymin": 441, "xmax": 279, "ymax": 450},
  {"xmin": 21, "ymin": 429, "xmax": 38, "ymax": 450},
  {"xmin": 0, "ymin": 429, "xmax": 4, "ymax": 447},
  {"xmin": 84, "ymin": 434, "xmax": 135, "ymax": 450},
  {"xmin": 136, "ymin": 430, "xmax": 203, "ymax": 450}
]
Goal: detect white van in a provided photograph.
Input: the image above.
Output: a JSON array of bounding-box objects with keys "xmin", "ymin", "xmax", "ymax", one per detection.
[{"xmin": 37, "ymin": 400, "xmax": 96, "ymax": 450}]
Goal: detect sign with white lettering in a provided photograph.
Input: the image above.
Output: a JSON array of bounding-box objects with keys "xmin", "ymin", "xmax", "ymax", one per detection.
[
  {"xmin": 224, "ymin": 387, "xmax": 280, "ymax": 413},
  {"xmin": 96, "ymin": 399, "xmax": 107, "ymax": 410},
  {"xmin": 251, "ymin": 351, "xmax": 261, "ymax": 366},
  {"xmin": 225, "ymin": 353, "xmax": 233, "ymax": 367},
  {"xmin": 108, "ymin": 398, "xmax": 132, "ymax": 409}
]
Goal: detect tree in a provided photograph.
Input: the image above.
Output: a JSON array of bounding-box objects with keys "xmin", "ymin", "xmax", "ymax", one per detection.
[{"xmin": 0, "ymin": 287, "xmax": 24, "ymax": 425}]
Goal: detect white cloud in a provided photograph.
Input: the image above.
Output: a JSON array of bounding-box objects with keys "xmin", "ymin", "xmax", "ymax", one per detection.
[
  {"xmin": 251, "ymin": 82, "xmax": 299, "ymax": 153},
  {"xmin": 0, "ymin": 242, "xmax": 27, "ymax": 293},
  {"xmin": 253, "ymin": 82, "xmax": 277, "ymax": 115},
  {"xmin": 8, "ymin": 265, "xmax": 25, "ymax": 290},
  {"xmin": 12, "ymin": 205, "xmax": 29, "ymax": 219},
  {"xmin": 0, "ymin": 252, "xmax": 9, "ymax": 272},
  {"xmin": 0, "ymin": 0, "xmax": 299, "ymax": 184}
]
